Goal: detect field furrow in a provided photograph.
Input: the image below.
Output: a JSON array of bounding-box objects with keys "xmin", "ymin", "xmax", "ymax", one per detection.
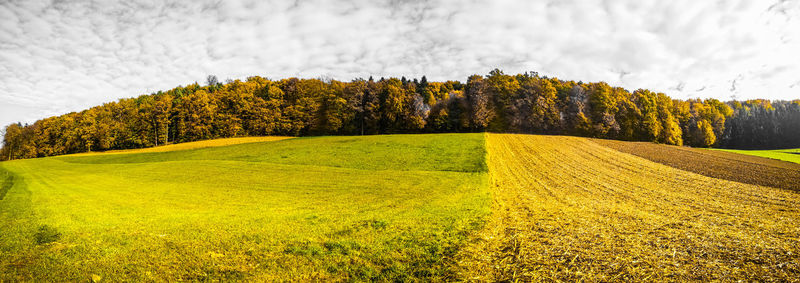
[
  {"xmin": 460, "ymin": 133, "xmax": 800, "ymax": 281},
  {"xmin": 592, "ymin": 138, "xmax": 800, "ymax": 191}
]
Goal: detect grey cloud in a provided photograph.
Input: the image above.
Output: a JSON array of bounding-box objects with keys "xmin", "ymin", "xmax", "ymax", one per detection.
[{"xmin": 1, "ymin": 0, "xmax": 799, "ymax": 128}]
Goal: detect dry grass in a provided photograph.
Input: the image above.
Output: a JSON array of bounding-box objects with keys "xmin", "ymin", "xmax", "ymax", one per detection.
[
  {"xmin": 72, "ymin": 136, "xmax": 291, "ymax": 156},
  {"xmin": 592, "ymin": 138, "xmax": 800, "ymax": 191},
  {"xmin": 459, "ymin": 133, "xmax": 800, "ymax": 281}
]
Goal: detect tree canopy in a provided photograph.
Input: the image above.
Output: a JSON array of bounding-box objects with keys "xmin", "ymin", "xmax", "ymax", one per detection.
[{"xmin": 3, "ymin": 70, "xmax": 799, "ymax": 160}]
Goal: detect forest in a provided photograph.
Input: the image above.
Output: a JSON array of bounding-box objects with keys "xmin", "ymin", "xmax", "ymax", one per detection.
[{"xmin": 2, "ymin": 70, "xmax": 800, "ymax": 160}]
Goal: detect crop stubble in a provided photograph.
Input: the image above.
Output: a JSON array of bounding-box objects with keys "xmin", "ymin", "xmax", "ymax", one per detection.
[{"xmin": 460, "ymin": 133, "xmax": 800, "ymax": 281}]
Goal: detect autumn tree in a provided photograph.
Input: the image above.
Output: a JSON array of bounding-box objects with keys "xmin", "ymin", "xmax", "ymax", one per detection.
[
  {"xmin": 565, "ymin": 85, "xmax": 592, "ymax": 135},
  {"xmin": 2, "ymin": 70, "xmax": 797, "ymax": 160},
  {"xmin": 511, "ymin": 73, "xmax": 560, "ymax": 133},
  {"xmin": 464, "ymin": 75, "xmax": 493, "ymax": 131},
  {"xmin": 312, "ymin": 80, "xmax": 353, "ymax": 135},
  {"xmin": 153, "ymin": 94, "xmax": 173, "ymax": 145},
  {"xmin": 1, "ymin": 123, "xmax": 22, "ymax": 160},
  {"xmin": 177, "ymin": 89, "xmax": 215, "ymax": 141},
  {"xmin": 632, "ymin": 89, "xmax": 661, "ymax": 142},
  {"xmin": 485, "ymin": 69, "xmax": 520, "ymax": 131},
  {"xmin": 379, "ymin": 78, "xmax": 407, "ymax": 133}
]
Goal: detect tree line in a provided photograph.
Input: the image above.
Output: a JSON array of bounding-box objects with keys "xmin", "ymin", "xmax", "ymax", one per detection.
[{"xmin": 2, "ymin": 70, "xmax": 800, "ymax": 160}]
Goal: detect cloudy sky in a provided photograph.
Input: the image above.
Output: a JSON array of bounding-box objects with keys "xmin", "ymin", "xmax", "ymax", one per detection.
[{"xmin": 1, "ymin": 0, "xmax": 799, "ymax": 127}]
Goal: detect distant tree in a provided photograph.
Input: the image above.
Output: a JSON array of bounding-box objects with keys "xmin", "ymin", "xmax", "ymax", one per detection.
[
  {"xmin": 0, "ymin": 127, "xmax": 4, "ymax": 158},
  {"xmin": 408, "ymin": 94, "xmax": 430, "ymax": 131},
  {"xmin": 312, "ymin": 80, "xmax": 352, "ymax": 135},
  {"xmin": 361, "ymin": 80, "xmax": 381, "ymax": 135},
  {"xmin": 2, "ymin": 70, "xmax": 798, "ymax": 160},
  {"xmin": 587, "ymin": 82, "xmax": 620, "ymax": 137},
  {"xmin": 694, "ymin": 120, "xmax": 716, "ymax": 147},
  {"xmin": 565, "ymin": 85, "xmax": 592, "ymax": 135},
  {"xmin": 1, "ymin": 123, "xmax": 22, "ymax": 160},
  {"xmin": 511, "ymin": 75, "xmax": 560, "ymax": 133},
  {"xmin": 153, "ymin": 94, "xmax": 173, "ymax": 145},
  {"xmin": 379, "ymin": 78, "xmax": 407, "ymax": 133},
  {"xmin": 341, "ymin": 79, "xmax": 368, "ymax": 135},
  {"xmin": 177, "ymin": 90, "xmax": 215, "ymax": 141},
  {"xmin": 656, "ymin": 93, "xmax": 682, "ymax": 145},
  {"xmin": 632, "ymin": 89, "xmax": 660, "ymax": 141},
  {"xmin": 464, "ymin": 75, "xmax": 492, "ymax": 131},
  {"xmin": 206, "ymin": 75, "xmax": 219, "ymax": 87},
  {"xmin": 485, "ymin": 69, "xmax": 519, "ymax": 131}
]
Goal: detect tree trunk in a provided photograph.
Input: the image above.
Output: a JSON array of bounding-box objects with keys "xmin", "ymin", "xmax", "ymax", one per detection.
[{"xmin": 154, "ymin": 119, "xmax": 159, "ymax": 147}]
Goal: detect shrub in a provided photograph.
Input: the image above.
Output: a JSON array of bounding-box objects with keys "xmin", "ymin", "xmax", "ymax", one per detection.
[{"xmin": 34, "ymin": 225, "xmax": 61, "ymax": 244}]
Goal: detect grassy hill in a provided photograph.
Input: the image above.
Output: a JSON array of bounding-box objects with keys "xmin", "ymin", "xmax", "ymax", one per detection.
[
  {"xmin": 0, "ymin": 134, "xmax": 489, "ymax": 281},
  {"xmin": 2, "ymin": 133, "xmax": 799, "ymax": 281}
]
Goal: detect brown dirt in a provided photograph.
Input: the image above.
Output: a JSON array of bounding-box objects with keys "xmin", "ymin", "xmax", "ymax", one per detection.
[{"xmin": 592, "ymin": 138, "xmax": 800, "ymax": 191}]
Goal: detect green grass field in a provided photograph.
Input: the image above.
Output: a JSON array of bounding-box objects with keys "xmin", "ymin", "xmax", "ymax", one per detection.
[
  {"xmin": 0, "ymin": 134, "xmax": 489, "ymax": 281},
  {"xmin": 713, "ymin": 147, "xmax": 800, "ymax": 164},
  {"xmin": 4, "ymin": 133, "xmax": 799, "ymax": 281}
]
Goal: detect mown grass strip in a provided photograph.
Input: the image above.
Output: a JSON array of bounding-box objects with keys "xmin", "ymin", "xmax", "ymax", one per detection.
[{"xmin": 0, "ymin": 167, "xmax": 14, "ymax": 200}]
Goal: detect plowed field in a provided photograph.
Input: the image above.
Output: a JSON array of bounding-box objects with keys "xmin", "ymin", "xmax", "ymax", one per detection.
[
  {"xmin": 592, "ymin": 138, "xmax": 800, "ymax": 191},
  {"xmin": 460, "ymin": 134, "xmax": 800, "ymax": 281}
]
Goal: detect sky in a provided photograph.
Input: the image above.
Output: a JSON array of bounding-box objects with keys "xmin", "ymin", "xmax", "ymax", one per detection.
[{"xmin": 1, "ymin": 0, "xmax": 799, "ymax": 128}]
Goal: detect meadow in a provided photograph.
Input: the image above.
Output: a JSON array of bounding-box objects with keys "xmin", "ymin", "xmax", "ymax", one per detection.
[
  {"xmin": 2, "ymin": 133, "xmax": 799, "ymax": 281},
  {"xmin": 714, "ymin": 147, "xmax": 800, "ymax": 165},
  {"xmin": 0, "ymin": 134, "xmax": 489, "ymax": 281}
]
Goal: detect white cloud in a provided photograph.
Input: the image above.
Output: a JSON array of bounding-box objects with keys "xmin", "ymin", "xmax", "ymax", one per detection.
[{"xmin": 0, "ymin": 0, "xmax": 799, "ymax": 127}]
